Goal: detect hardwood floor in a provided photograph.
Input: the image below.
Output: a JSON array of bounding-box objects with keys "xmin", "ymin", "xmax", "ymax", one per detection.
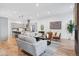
[
  {"xmin": 57, "ymin": 39, "xmax": 75, "ymax": 56},
  {"xmin": 0, "ymin": 37, "xmax": 26, "ymax": 56},
  {"xmin": 0, "ymin": 37, "xmax": 75, "ymax": 56}
]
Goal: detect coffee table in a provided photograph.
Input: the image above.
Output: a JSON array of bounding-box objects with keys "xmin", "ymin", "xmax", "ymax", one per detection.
[{"xmin": 34, "ymin": 36, "xmax": 51, "ymax": 45}]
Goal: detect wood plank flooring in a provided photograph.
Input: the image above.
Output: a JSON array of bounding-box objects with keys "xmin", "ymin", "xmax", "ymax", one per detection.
[{"xmin": 0, "ymin": 37, "xmax": 75, "ymax": 56}]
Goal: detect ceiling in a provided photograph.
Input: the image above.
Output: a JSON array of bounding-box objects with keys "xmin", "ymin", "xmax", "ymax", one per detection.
[{"xmin": 0, "ymin": 3, "xmax": 74, "ymax": 20}]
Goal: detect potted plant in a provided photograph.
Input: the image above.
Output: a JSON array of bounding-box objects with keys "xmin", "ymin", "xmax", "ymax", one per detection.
[{"xmin": 67, "ymin": 20, "xmax": 74, "ymax": 39}]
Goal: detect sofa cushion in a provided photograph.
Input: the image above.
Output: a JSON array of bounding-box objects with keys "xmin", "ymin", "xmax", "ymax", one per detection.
[
  {"xmin": 24, "ymin": 31, "xmax": 31, "ymax": 36},
  {"xmin": 18, "ymin": 35, "xmax": 36, "ymax": 43},
  {"xmin": 52, "ymin": 32, "xmax": 56, "ymax": 37},
  {"xmin": 18, "ymin": 34, "xmax": 25, "ymax": 39},
  {"xmin": 35, "ymin": 33, "xmax": 42, "ymax": 37},
  {"xmin": 24, "ymin": 31, "xmax": 35, "ymax": 37},
  {"xmin": 56, "ymin": 33, "xmax": 60, "ymax": 37}
]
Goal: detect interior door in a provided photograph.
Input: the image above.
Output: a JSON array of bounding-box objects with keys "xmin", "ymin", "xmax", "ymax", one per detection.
[{"xmin": 0, "ymin": 17, "xmax": 8, "ymax": 41}]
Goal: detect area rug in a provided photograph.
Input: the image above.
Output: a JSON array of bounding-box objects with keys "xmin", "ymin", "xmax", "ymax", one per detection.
[{"xmin": 40, "ymin": 41, "xmax": 67, "ymax": 56}]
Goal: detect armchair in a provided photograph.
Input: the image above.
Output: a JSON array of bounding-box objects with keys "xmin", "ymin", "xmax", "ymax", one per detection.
[{"xmin": 53, "ymin": 32, "xmax": 61, "ymax": 40}]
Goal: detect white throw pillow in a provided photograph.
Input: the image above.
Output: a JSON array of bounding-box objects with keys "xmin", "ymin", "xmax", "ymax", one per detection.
[
  {"xmin": 30, "ymin": 32, "xmax": 35, "ymax": 37},
  {"xmin": 56, "ymin": 33, "xmax": 60, "ymax": 37},
  {"xmin": 24, "ymin": 31, "xmax": 35, "ymax": 37},
  {"xmin": 24, "ymin": 31, "xmax": 30, "ymax": 35},
  {"xmin": 18, "ymin": 34, "xmax": 25, "ymax": 39},
  {"xmin": 35, "ymin": 33, "xmax": 42, "ymax": 37}
]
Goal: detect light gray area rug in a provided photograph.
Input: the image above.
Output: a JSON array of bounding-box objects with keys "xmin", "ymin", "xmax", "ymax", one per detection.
[{"xmin": 40, "ymin": 41, "xmax": 66, "ymax": 56}]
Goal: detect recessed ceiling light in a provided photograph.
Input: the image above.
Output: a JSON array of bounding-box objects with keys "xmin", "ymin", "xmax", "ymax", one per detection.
[{"xmin": 36, "ymin": 3, "xmax": 39, "ymax": 7}]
